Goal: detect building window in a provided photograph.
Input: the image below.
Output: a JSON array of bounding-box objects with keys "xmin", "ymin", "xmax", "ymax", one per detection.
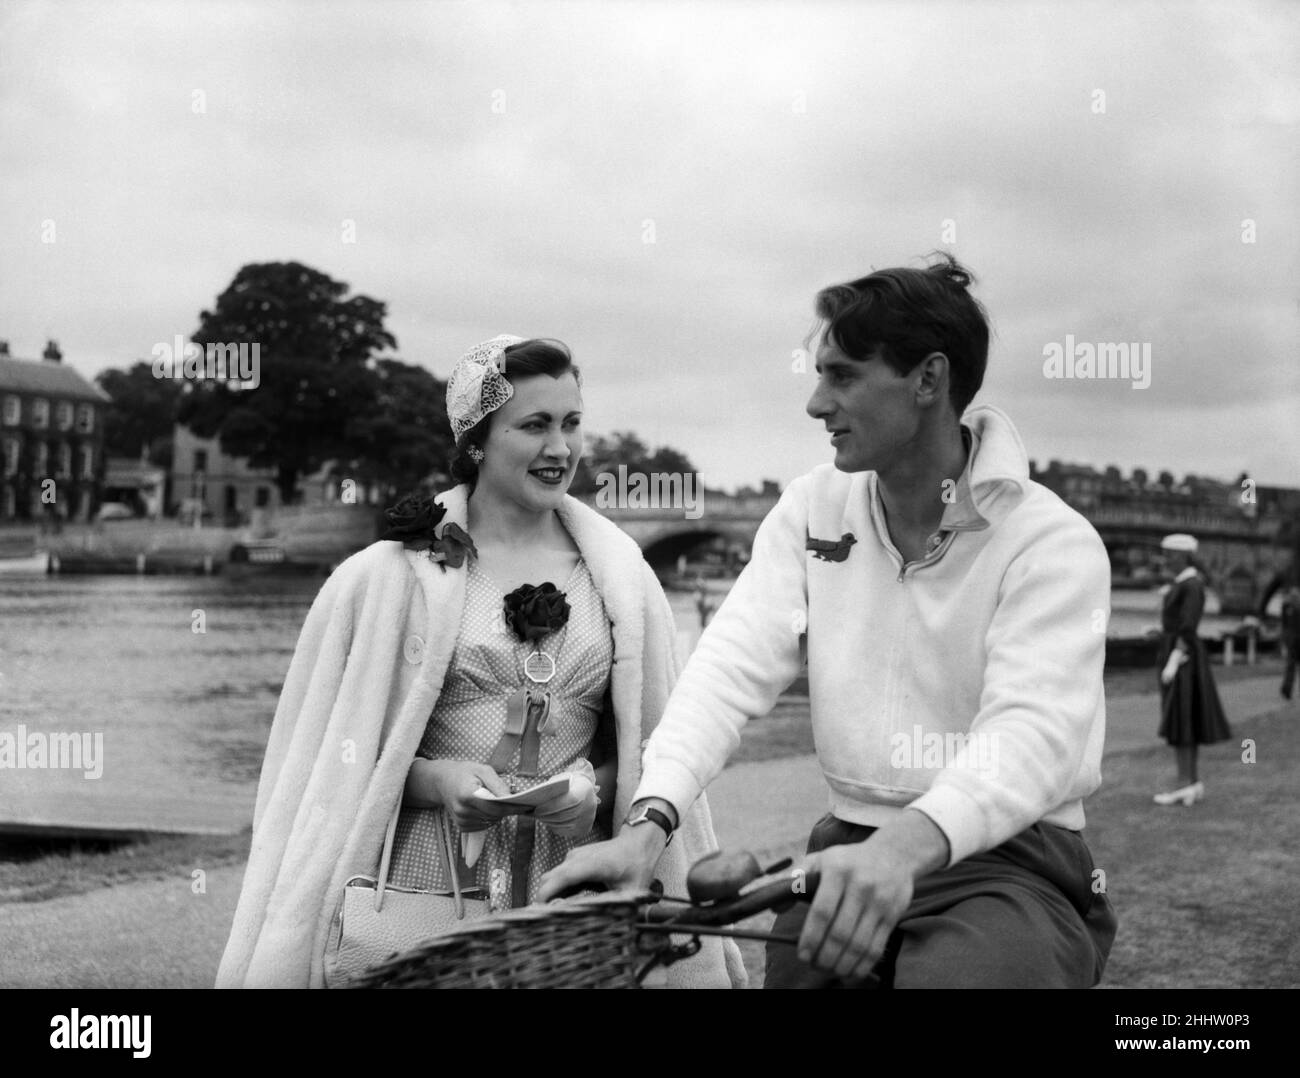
[
  {"xmin": 2, "ymin": 396, "xmax": 18, "ymax": 426},
  {"xmin": 194, "ymin": 449, "xmax": 208, "ymax": 473},
  {"xmin": 35, "ymin": 441, "xmax": 48, "ymax": 476},
  {"xmin": 75, "ymin": 404, "xmax": 94, "ymax": 434},
  {"xmin": 81, "ymin": 445, "xmax": 94, "ymax": 480},
  {"xmin": 2, "ymin": 437, "xmax": 17, "ymax": 477},
  {"xmin": 32, "ymin": 399, "xmax": 49, "ymax": 429},
  {"xmin": 255, "ymin": 486, "xmax": 271, "ymax": 507},
  {"xmin": 56, "ymin": 401, "xmax": 74, "ymax": 430},
  {"xmin": 2, "ymin": 485, "xmax": 14, "ymax": 518},
  {"xmin": 58, "ymin": 442, "xmax": 72, "ymax": 478}
]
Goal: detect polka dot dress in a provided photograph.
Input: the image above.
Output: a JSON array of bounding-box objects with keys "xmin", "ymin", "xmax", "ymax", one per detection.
[{"xmin": 387, "ymin": 556, "xmax": 614, "ymax": 908}]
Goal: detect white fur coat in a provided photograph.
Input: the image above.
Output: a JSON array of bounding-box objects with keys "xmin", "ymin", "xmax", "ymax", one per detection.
[{"xmin": 216, "ymin": 485, "xmax": 746, "ymax": 988}]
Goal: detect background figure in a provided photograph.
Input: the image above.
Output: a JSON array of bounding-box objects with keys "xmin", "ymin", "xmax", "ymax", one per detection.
[
  {"xmin": 1257, "ymin": 567, "xmax": 1300, "ymax": 702},
  {"xmin": 1281, "ymin": 589, "xmax": 1300, "ymax": 702},
  {"xmin": 693, "ymin": 575, "xmax": 714, "ymax": 629},
  {"xmin": 1154, "ymin": 533, "xmax": 1232, "ymax": 806}
]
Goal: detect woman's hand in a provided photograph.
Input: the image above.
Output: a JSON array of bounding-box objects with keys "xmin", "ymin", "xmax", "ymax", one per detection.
[
  {"xmin": 1160, "ymin": 648, "xmax": 1187, "ymax": 686},
  {"xmin": 405, "ymin": 759, "xmax": 513, "ymax": 832},
  {"xmin": 533, "ymin": 759, "xmax": 598, "ymax": 839}
]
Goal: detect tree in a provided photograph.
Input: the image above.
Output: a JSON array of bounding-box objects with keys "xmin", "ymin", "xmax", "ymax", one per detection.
[
  {"xmin": 569, "ymin": 431, "xmax": 699, "ymax": 495},
  {"xmin": 96, "ymin": 362, "xmax": 183, "ymax": 465},
  {"xmin": 341, "ymin": 358, "xmax": 456, "ymax": 504},
  {"xmin": 176, "ymin": 262, "xmax": 395, "ymax": 504}
]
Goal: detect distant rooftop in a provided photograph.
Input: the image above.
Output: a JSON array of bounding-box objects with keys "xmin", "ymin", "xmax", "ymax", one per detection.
[{"xmin": 0, "ymin": 347, "xmax": 110, "ymax": 403}]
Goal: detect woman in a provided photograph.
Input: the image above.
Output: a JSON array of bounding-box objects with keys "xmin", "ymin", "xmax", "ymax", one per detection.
[
  {"xmin": 217, "ymin": 335, "xmax": 745, "ymax": 988},
  {"xmin": 1153, "ymin": 533, "xmax": 1231, "ymax": 806}
]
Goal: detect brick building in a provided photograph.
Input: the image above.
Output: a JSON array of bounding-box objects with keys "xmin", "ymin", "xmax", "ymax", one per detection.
[{"xmin": 0, "ymin": 340, "xmax": 108, "ymax": 522}]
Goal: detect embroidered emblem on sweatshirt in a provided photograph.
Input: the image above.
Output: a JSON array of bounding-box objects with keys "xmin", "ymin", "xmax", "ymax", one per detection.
[{"xmin": 805, "ymin": 532, "xmax": 857, "ymax": 562}]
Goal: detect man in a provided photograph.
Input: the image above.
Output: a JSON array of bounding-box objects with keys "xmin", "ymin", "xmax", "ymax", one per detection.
[{"xmin": 540, "ymin": 254, "xmax": 1118, "ymax": 987}]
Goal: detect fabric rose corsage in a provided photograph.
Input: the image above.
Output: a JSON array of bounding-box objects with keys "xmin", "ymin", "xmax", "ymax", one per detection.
[
  {"xmin": 502, "ymin": 582, "xmax": 571, "ymax": 643},
  {"xmin": 379, "ymin": 493, "xmax": 478, "ymax": 571}
]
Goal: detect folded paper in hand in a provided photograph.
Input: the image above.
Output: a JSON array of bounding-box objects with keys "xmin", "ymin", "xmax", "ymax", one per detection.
[{"xmin": 460, "ymin": 773, "xmax": 577, "ymax": 867}]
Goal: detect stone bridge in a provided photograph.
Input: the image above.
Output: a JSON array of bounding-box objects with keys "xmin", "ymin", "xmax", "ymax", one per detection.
[
  {"xmin": 576, "ymin": 492, "xmax": 777, "ymax": 568},
  {"xmin": 580, "ymin": 493, "xmax": 1290, "ymax": 614}
]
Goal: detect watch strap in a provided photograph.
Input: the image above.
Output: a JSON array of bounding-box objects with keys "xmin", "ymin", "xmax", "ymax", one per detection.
[{"xmin": 628, "ymin": 805, "xmax": 675, "ymax": 845}]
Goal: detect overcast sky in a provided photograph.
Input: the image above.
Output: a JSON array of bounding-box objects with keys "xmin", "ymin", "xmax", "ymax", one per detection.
[{"xmin": 2, "ymin": 0, "xmax": 1296, "ymax": 490}]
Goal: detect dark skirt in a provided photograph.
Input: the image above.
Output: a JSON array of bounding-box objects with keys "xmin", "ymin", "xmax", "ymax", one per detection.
[{"xmin": 1157, "ymin": 635, "xmax": 1232, "ymax": 746}]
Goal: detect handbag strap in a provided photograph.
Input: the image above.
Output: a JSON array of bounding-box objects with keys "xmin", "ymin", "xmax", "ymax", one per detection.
[{"xmin": 373, "ymin": 800, "xmax": 466, "ymax": 915}]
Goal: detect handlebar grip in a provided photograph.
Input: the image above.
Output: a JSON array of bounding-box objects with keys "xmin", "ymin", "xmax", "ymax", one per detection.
[
  {"xmin": 647, "ymin": 865, "xmax": 820, "ymax": 928},
  {"xmin": 741, "ymin": 866, "xmax": 820, "ymax": 914}
]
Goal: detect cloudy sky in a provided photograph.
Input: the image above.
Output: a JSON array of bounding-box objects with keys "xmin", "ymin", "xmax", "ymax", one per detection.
[{"xmin": 2, "ymin": 0, "xmax": 1296, "ymax": 490}]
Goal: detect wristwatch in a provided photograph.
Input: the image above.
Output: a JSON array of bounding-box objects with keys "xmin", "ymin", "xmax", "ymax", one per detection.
[{"xmin": 625, "ymin": 803, "xmax": 675, "ymax": 846}]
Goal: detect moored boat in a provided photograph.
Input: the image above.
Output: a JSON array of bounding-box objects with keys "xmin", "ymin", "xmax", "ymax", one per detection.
[{"xmin": 0, "ymin": 549, "xmax": 49, "ymax": 575}]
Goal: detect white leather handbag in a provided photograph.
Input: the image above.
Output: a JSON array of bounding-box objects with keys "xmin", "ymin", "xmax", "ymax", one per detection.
[{"xmin": 325, "ymin": 806, "xmax": 491, "ymax": 987}]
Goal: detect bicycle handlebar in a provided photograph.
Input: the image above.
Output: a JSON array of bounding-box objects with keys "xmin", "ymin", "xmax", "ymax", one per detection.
[{"xmin": 646, "ymin": 865, "xmax": 821, "ymax": 928}]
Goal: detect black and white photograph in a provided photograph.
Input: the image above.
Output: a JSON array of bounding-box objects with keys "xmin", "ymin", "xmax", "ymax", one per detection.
[{"xmin": 0, "ymin": 0, "xmax": 1296, "ymax": 1048}]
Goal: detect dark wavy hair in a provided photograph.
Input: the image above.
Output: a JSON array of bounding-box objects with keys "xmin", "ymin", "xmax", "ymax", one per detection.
[
  {"xmin": 449, "ymin": 338, "xmax": 579, "ymax": 487},
  {"xmin": 814, "ymin": 252, "xmax": 990, "ymax": 415}
]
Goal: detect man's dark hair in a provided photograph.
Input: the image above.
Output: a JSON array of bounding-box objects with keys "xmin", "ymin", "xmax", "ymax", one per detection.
[
  {"xmin": 815, "ymin": 252, "xmax": 990, "ymax": 415},
  {"xmin": 449, "ymin": 338, "xmax": 578, "ymax": 487}
]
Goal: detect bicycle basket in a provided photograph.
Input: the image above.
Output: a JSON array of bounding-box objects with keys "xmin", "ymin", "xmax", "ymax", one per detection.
[{"xmin": 347, "ymin": 891, "xmax": 653, "ymax": 989}]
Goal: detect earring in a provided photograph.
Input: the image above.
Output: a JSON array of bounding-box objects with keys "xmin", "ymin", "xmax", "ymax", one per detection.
[{"xmin": 467, "ymin": 445, "xmax": 485, "ymax": 463}]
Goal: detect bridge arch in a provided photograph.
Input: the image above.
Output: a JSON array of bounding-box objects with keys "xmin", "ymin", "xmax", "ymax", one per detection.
[{"xmin": 638, "ymin": 523, "xmax": 755, "ymax": 571}]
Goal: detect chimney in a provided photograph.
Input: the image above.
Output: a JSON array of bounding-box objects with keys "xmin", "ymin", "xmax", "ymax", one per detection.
[{"xmin": 43, "ymin": 339, "xmax": 62, "ymax": 363}]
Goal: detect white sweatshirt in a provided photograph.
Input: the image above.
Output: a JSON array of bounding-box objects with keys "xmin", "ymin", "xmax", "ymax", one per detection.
[{"xmin": 636, "ymin": 404, "xmax": 1110, "ymax": 866}]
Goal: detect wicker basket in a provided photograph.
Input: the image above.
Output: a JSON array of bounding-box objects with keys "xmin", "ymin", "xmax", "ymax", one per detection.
[{"xmin": 349, "ymin": 891, "xmax": 654, "ymax": 989}]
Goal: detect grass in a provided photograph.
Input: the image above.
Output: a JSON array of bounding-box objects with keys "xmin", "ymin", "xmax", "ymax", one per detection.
[{"xmin": 1086, "ymin": 705, "xmax": 1299, "ymax": 988}]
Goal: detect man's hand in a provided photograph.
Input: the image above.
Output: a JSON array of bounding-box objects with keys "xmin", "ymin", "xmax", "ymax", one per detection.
[
  {"xmin": 536, "ymin": 824, "xmax": 664, "ymax": 901},
  {"xmin": 797, "ymin": 809, "xmax": 949, "ymax": 981}
]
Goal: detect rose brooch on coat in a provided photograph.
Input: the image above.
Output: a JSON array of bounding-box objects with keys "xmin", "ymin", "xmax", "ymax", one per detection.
[{"xmin": 379, "ymin": 493, "xmax": 478, "ymax": 571}]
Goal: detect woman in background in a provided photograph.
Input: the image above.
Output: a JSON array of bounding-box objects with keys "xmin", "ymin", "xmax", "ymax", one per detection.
[{"xmin": 1153, "ymin": 533, "xmax": 1232, "ymax": 805}]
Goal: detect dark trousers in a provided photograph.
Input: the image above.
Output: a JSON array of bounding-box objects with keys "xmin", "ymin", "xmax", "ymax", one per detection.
[{"xmin": 765, "ymin": 814, "xmax": 1118, "ymax": 989}]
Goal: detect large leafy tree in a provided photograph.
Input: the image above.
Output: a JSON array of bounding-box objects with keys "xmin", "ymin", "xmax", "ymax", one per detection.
[
  {"xmin": 570, "ymin": 431, "xmax": 698, "ymax": 495},
  {"xmin": 96, "ymin": 362, "xmax": 183, "ymax": 467},
  {"xmin": 176, "ymin": 262, "xmax": 395, "ymax": 504},
  {"xmin": 341, "ymin": 358, "xmax": 455, "ymax": 504}
]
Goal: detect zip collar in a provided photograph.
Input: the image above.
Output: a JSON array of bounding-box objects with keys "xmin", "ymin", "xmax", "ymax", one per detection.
[{"xmin": 865, "ymin": 423, "xmax": 991, "ymax": 576}]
